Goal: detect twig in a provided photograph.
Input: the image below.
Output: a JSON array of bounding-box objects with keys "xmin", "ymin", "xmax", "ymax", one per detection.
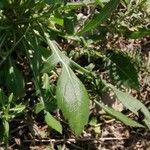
[{"xmin": 23, "ymin": 137, "xmax": 127, "ymax": 143}]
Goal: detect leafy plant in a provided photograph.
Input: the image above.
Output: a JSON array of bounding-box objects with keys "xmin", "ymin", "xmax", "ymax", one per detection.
[
  {"xmin": 0, "ymin": 90, "xmax": 25, "ymax": 148},
  {"xmin": 0, "ymin": 0, "xmax": 149, "ymax": 148}
]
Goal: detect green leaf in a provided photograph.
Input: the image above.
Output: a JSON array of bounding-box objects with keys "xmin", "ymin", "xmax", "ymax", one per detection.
[
  {"xmin": 42, "ymin": 73, "xmax": 50, "ymax": 91},
  {"xmin": 35, "ymin": 101, "xmax": 45, "ymax": 114},
  {"xmin": 106, "ymin": 51, "xmax": 139, "ymax": 90},
  {"xmin": 4, "ymin": 120, "xmax": 9, "ymax": 139},
  {"xmin": 0, "ymin": 119, "xmax": 5, "ymax": 142},
  {"xmin": 0, "ymin": 0, "xmax": 9, "ymax": 9},
  {"xmin": 42, "ymin": 52, "xmax": 60, "ymax": 73},
  {"xmin": 42, "ymin": 35, "xmax": 90, "ymax": 135},
  {"xmin": 64, "ymin": 17, "xmax": 74, "ymax": 35},
  {"xmin": 56, "ymin": 66, "xmax": 90, "ymax": 136},
  {"xmin": 50, "ymin": 16, "xmax": 64, "ymax": 26},
  {"xmin": 64, "ymin": 2, "xmax": 96, "ymax": 10},
  {"xmin": 95, "ymin": 100, "xmax": 144, "ymax": 127},
  {"xmin": 45, "ymin": 0, "xmax": 63, "ymax": 5},
  {"xmin": 44, "ymin": 111, "xmax": 62, "ymax": 134},
  {"xmin": 42, "ymin": 39, "xmax": 71, "ymax": 73},
  {"xmin": 0, "ymin": 89, "xmax": 7, "ymax": 107},
  {"xmin": 124, "ymin": 27, "xmax": 150, "ymax": 39},
  {"xmin": 10, "ymin": 104, "xmax": 25, "ymax": 113},
  {"xmin": 78, "ymin": 0, "xmax": 120, "ymax": 34},
  {"xmin": 110, "ymin": 85, "xmax": 150, "ymax": 129},
  {"xmin": 6, "ymin": 63, "xmax": 24, "ymax": 97}
]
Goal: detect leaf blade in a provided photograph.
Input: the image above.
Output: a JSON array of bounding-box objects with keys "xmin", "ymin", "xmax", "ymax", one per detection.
[
  {"xmin": 6, "ymin": 63, "xmax": 24, "ymax": 97},
  {"xmin": 56, "ymin": 66, "xmax": 90, "ymax": 136},
  {"xmin": 78, "ymin": 0, "xmax": 120, "ymax": 34},
  {"xmin": 106, "ymin": 51, "xmax": 139, "ymax": 90},
  {"xmin": 95, "ymin": 100, "xmax": 144, "ymax": 128},
  {"xmin": 110, "ymin": 85, "xmax": 150, "ymax": 129},
  {"xmin": 44, "ymin": 111, "xmax": 62, "ymax": 134}
]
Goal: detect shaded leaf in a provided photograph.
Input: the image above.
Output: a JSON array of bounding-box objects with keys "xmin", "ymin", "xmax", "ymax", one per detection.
[
  {"xmin": 106, "ymin": 51, "xmax": 139, "ymax": 90},
  {"xmin": 0, "ymin": 89, "xmax": 7, "ymax": 107},
  {"xmin": 42, "ymin": 52, "xmax": 60, "ymax": 73},
  {"xmin": 6, "ymin": 63, "xmax": 24, "ymax": 97}
]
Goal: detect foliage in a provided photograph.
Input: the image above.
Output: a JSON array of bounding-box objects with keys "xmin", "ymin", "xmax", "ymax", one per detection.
[{"xmin": 0, "ymin": 0, "xmax": 149, "ymax": 148}]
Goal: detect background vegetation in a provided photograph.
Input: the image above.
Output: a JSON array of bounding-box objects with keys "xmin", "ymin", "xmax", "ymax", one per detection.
[{"xmin": 0, "ymin": 0, "xmax": 150, "ymax": 149}]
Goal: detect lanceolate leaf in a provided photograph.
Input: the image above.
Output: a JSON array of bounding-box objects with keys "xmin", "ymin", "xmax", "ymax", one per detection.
[
  {"xmin": 78, "ymin": 0, "xmax": 120, "ymax": 34},
  {"xmin": 124, "ymin": 27, "xmax": 150, "ymax": 39},
  {"xmin": 56, "ymin": 66, "xmax": 90, "ymax": 135},
  {"xmin": 43, "ymin": 36, "xmax": 90, "ymax": 135},
  {"xmin": 110, "ymin": 85, "xmax": 150, "ymax": 129},
  {"xmin": 94, "ymin": 100, "xmax": 144, "ymax": 128}
]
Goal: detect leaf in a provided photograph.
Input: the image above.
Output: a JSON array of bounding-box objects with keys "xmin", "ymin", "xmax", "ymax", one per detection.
[
  {"xmin": 42, "ymin": 52, "xmax": 60, "ymax": 73},
  {"xmin": 106, "ymin": 51, "xmax": 139, "ymax": 90},
  {"xmin": 44, "ymin": 111, "xmax": 62, "ymax": 133},
  {"xmin": 110, "ymin": 85, "xmax": 150, "ymax": 129},
  {"xmin": 0, "ymin": 0, "xmax": 9, "ymax": 9},
  {"xmin": 78, "ymin": 0, "xmax": 120, "ymax": 34},
  {"xmin": 42, "ymin": 35, "xmax": 90, "ymax": 135},
  {"xmin": 10, "ymin": 104, "xmax": 25, "ymax": 113},
  {"xmin": 0, "ymin": 89, "xmax": 7, "ymax": 107},
  {"xmin": 42, "ymin": 73, "xmax": 50, "ymax": 91},
  {"xmin": 124, "ymin": 27, "xmax": 150, "ymax": 39},
  {"xmin": 50, "ymin": 16, "xmax": 64, "ymax": 26},
  {"xmin": 6, "ymin": 63, "xmax": 24, "ymax": 97},
  {"xmin": 64, "ymin": 2, "xmax": 96, "ymax": 10},
  {"xmin": 64, "ymin": 16, "xmax": 75, "ymax": 35},
  {"xmin": 45, "ymin": 0, "xmax": 63, "ymax": 5},
  {"xmin": 4, "ymin": 120, "xmax": 9, "ymax": 138},
  {"xmin": 42, "ymin": 39, "xmax": 71, "ymax": 73},
  {"xmin": 94, "ymin": 100, "xmax": 144, "ymax": 127},
  {"xmin": 56, "ymin": 66, "xmax": 90, "ymax": 135},
  {"xmin": 35, "ymin": 101, "xmax": 45, "ymax": 114}
]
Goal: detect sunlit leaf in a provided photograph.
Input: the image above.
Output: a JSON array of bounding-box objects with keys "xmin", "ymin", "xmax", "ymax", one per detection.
[
  {"xmin": 35, "ymin": 101, "xmax": 45, "ymax": 114},
  {"xmin": 42, "ymin": 36, "xmax": 90, "ymax": 135},
  {"xmin": 95, "ymin": 100, "xmax": 144, "ymax": 127},
  {"xmin": 56, "ymin": 66, "xmax": 90, "ymax": 135},
  {"xmin": 110, "ymin": 85, "xmax": 150, "ymax": 129},
  {"xmin": 44, "ymin": 111, "xmax": 62, "ymax": 133},
  {"xmin": 78, "ymin": 0, "xmax": 120, "ymax": 34}
]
